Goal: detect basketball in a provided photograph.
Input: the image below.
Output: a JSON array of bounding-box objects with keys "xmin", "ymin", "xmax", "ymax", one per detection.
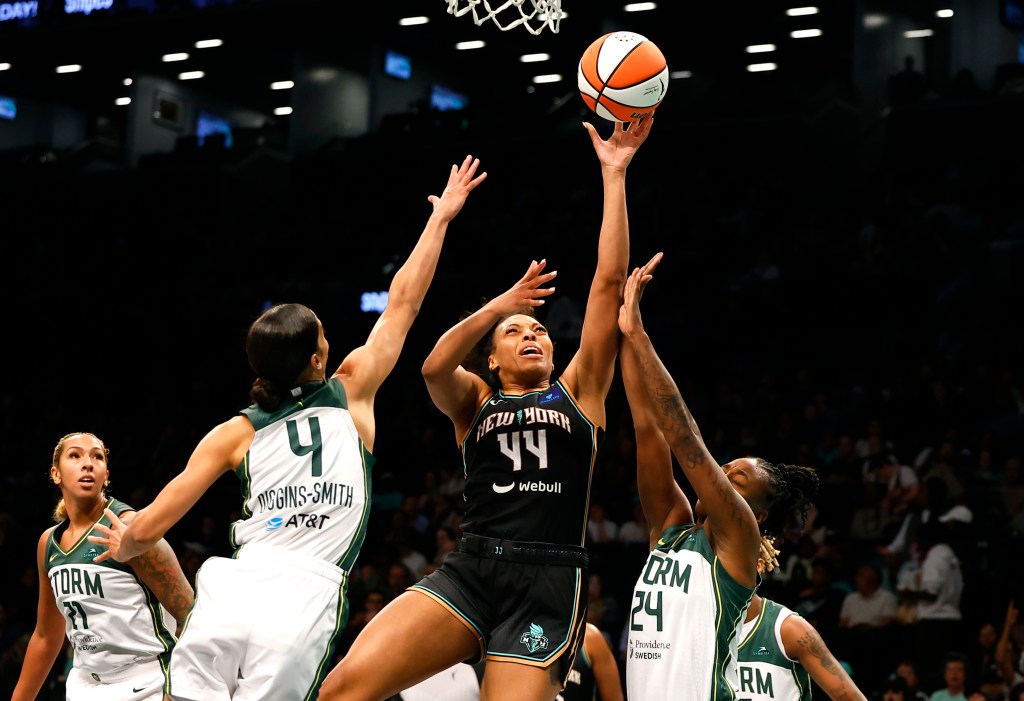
[{"xmin": 578, "ymin": 31, "xmax": 668, "ymax": 123}]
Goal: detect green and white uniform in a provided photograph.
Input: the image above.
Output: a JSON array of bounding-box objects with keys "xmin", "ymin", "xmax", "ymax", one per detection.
[
  {"xmin": 737, "ymin": 600, "xmax": 811, "ymax": 701},
  {"xmin": 626, "ymin": 524, "xmax": 754, "ymax": 701},
  {"xmin": 47, "ymin": 497, "xmax": 175, "ymax": 701},
  {"xmin": 170, "ymin": 379, "xmax": 372, "ymax": 701}
]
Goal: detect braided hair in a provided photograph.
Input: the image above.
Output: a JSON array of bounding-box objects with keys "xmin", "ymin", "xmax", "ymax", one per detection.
[{"xmin": 752, "ymin": 458, "xmax": 819, "ymax": 571}]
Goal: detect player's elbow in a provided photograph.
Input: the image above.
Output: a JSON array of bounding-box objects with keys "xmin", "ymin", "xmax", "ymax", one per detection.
[{"xmin": 421, "ymin": 355, "xmax": 447, "ymax": 383}]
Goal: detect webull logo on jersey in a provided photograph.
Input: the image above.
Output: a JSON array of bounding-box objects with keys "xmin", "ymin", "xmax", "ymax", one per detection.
[
  {"xmin": 519, "ymin": 623, "xmax": 549, "ymax": 653},
  {"xmin": 491, "ymin": 480, "xmax": 562, "ymax": 494}
]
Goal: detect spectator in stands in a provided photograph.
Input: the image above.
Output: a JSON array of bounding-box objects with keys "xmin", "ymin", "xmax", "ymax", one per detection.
[
  {"xmin": 929, "ymin": 653, "xmax": 969, "ymax": 701},
  {"xmin": 840, "ymin": 563, "xmax": 899, "ymax": 691},
  {"xmin": 841, "ymin": 563, "xmax": 898, "ymax": 629},
  {"xmin": 909, "ymin": 518, "xmax": 966, "ymax": 692},
  {"xmin": 895, "ymin": 659, "xmax": 931, "ymax": 701}
]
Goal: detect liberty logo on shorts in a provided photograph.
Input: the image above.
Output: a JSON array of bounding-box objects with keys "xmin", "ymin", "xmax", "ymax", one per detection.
[
  {"xmin": 265, "ymin": 516, "xmax": 284, "ymax": 532},
  {"xmin": 519, "ymin": 623, "xmax": 549, "ymax": 653}
]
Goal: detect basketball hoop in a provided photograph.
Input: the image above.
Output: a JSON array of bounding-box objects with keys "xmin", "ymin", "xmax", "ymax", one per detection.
[{"xmin": 445, "ymin": 0, "xmax": 564, "ymax": 35}]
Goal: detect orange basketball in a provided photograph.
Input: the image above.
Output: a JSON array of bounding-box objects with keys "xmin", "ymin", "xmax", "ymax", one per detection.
[{"xmin": 577, "ymin": 31, "xmax": 668, "ymax": 122}]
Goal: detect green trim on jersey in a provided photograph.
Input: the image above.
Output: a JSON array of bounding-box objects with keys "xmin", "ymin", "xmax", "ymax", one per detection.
[
  {"xmin": 738, "ymin": 599, "xmax": 812, "ymax": 701},
  {"xmin": 229, "ymin": 378, "xmax": 376, "ymax": 569},
  {"xmin": 45, "ymin": 497, "xmax": 177, "ymax": 669},
  {"xmin": 655, "ymin": 524, "xmax": 755, "ymax": 701},
  {"xmin": 338, "ymin": 441, "xmax": 373, "ymax": 571}
]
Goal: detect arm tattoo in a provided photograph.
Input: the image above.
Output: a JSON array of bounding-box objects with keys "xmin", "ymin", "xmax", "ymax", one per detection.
[
  {"xmin": 633, "ymin": 343, "xmax": 703, "ymax": 451},
  {"xmin": 132, "ymin": 543, "xmax": 195, "ymax": 635},
  {"xmin": 796, "ymin": 628, "xmax": 858, "ymax": 701}
]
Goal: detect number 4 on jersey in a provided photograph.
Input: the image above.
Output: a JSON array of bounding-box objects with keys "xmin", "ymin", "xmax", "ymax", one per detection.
[{"xmin": 287, "ymin": 418, "xmax": 323, "ymax": 477}]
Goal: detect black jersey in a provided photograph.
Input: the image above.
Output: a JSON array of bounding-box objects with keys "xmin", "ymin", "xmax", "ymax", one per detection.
[
  {"xmin": 460, "ymin": 380, "xmax": 602, "ymax": 545},
  {"xmin": 557, "ymin": 643, "xmax": 597, "ymax": 701}
]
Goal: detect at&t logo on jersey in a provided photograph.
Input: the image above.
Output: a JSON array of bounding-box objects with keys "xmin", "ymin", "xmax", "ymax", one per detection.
[
  {"xmin": 519, "ymin": 623, "xmax": 549, "ymax": 653},
  {"xmin": 265, "ymin": 516, "xmax": 284, "ymax": 532}
]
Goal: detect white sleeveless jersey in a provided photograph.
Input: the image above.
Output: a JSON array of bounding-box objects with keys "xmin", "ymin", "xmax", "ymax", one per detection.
[
  {"xmin": 230, "ymin": 379, "xmax": 373, "ymax": 570},
  {"xmin": 737, "ymin": 599, "xmax": 811, "ymax": 701},
  {"xmin": 627, "ymin": 525, "xmax": 754, "ymax": 701},
  {"xmin": 45, "ymin": 498, "xmax": 176, "ymax": 677}
]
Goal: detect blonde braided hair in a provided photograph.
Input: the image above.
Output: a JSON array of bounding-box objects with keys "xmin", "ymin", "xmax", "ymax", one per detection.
[{"xmin": 759, "ymin": 534, "xmax": 781, "ymax": 573}]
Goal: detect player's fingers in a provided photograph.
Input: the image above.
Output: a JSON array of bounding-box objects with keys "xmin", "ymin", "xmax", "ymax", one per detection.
[
  {"xmin": 92, "ymin": 550, "xmax": 112, "ymax": 563},
  {"xmin": 468, "ymin": 171, "xmax": 488, "ymax": 189}
]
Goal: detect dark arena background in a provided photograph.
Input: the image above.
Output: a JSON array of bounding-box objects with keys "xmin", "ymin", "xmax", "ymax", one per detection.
[{"xmin": 2, "ymin": 0, "xmax": 1023, "ymax": 698}]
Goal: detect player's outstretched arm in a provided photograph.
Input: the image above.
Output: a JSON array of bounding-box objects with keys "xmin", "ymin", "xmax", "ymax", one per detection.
[
  {"xmin": 89, "ymin": 417, "xmax": 250, "ymax": 561},
  {"xmin": 618, "ymin": 254, "xmax": 759, "ymax": 587},
  {"xmin": 618, "ymin": 253, "xmax": 692, "ymax": 547},
  {"xmin": 563, "ymin": 118, "xmax": 653, "ymax": 427},
  {"xmin": 782, "ymin": 614, "xmax": 867, "ymax": 701},
  {"xmin": 338, "ymin": 155, "xmax": 486, "ymax": 405}
]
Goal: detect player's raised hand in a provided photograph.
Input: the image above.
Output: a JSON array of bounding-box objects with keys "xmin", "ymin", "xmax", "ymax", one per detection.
[
  {"xmin": 619, "ymin": 252, "xmax": 662, "ymax": 337},
  {"xmin": 87, "ymin": 508, "xmax": 130, "ymax": 563},
  {"xmin": 486, "ymin": 259, "xmax": 558, "ymax": 318},
  {"xmin": 583, "ymin": 113, "xmax": 654, "ymax": 173},
  {"xmin": 428, "ymin": 155, "xmax": 487, "ymax": 222}
]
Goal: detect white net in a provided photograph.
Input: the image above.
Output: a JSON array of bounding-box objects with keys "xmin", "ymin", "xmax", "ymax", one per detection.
[{"xmin": 445, "ymin": 0, "xmax": 564, "ymax": 35}]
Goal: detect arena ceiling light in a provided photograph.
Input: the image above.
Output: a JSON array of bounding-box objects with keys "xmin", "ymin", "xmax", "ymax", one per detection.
[
  {"xmin": 270, "ymin": 80, "xmax": 294, "ymax": 90},
  {"xmin": 398, "ymin": 16, "xmax": 429, "ymax": 26},
  {"xmin": 179, "ymin": 70, "xmax": 205, "ymax": 80},
  {"xmin": 162, "ymin": 53, "xmax": 189, "ymax": 62},
  {"xmin": 455, "ymin": 40, "xmax": 486, "ymax": 50},
  {"xmin": 56, "ymin": 64, "xmax": 82, "ymax": 74},
  {"xmin": 670, "ymin": 70, "xmax": 693, "ymax": 79},
  {"xmin": 746, "ymin": 44, "xmax": 777, "ymax": 53},
  {"xmin": 123, "ymin": 78, "xmax": 132, "ymax": 85},
  {"xmin": 785, "ymin": 6, "xmax": 818, "ymax": 16},
  {"xmin": 274, "ymin": 106, "xmax": 293, "ymax": 115},
  {"xmin": 195, "ymin": 39, "xmax": 223, "ymax": 49},
  {"xmin": 0, "ymin": 62, "xmax": 10, "ymax": 71},
  {"xmin": 115, "ymin": 97, "xmax": 131, "ymax": 106},
  {"xmin": 791, "ymin": 28, "xmax": 823, "ymax": 38},
  {"xmin": 520, "ymin": 53, "xmax": 551, "ymax": 63},
  {"xmin": 903, "ymin": 29, "xmax": 933, "ymax": 38},
  {"xmin": 532, "ymin": 74, "xmax": 563, "ymax": 83},
  {"xmin": 624, "ymin": 2, "xmax": 656, "ymax": 11},
  {"xmin": 936, "ymin": 9, "xmax": 954, "ymax": 18},
  {"xmin": 747, "ymin": 62, "xmax": 778, "ymax": 72}
]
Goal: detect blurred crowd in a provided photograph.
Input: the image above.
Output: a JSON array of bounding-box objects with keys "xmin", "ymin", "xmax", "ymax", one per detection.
[{"xmin": 1, "ymin": 74, "xmax": 1022, "ymax": 699}]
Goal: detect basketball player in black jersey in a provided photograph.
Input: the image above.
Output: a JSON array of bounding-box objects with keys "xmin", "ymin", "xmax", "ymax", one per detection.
[
  {"xmin": 318, "ymin": 117, "xmax": 654, "ymax": 701},
  {"xmin": 557, "ymin": 623, "xmax": 624, "ymax": 701}
]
